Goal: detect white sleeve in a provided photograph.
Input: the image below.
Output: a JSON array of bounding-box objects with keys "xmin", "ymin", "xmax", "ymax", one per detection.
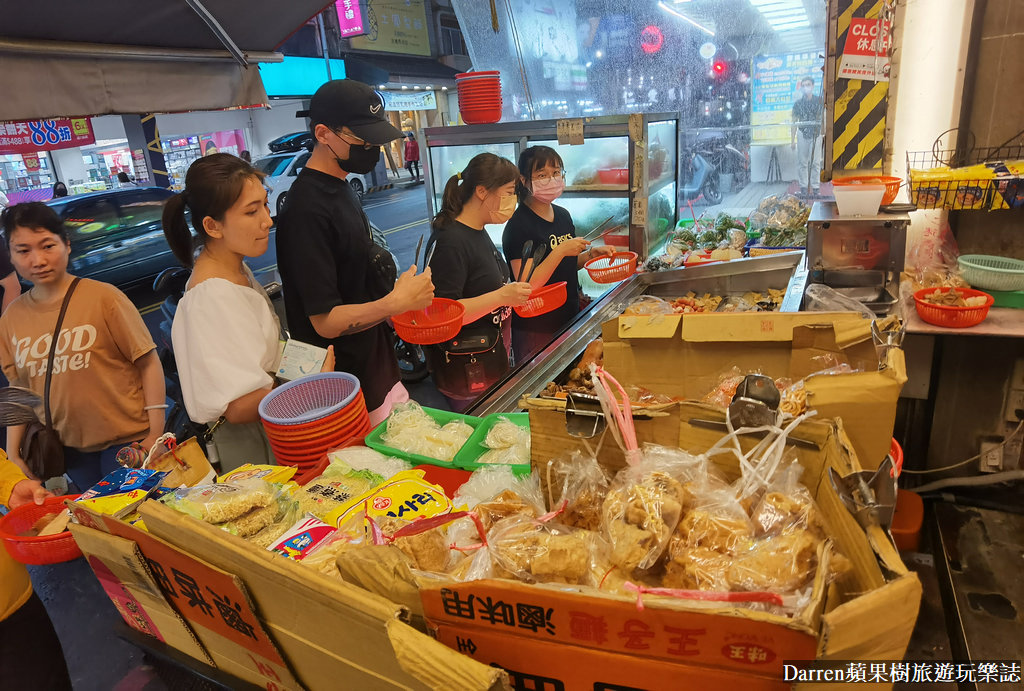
[{"xmin": 172, "ymin": 282, "xmax": 276, "ymax": 423}]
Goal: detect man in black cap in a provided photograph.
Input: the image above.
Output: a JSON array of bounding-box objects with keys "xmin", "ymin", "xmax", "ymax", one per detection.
[{"xmin": 276, "ymin": 79, "xmax": 434, "ymax": 424}]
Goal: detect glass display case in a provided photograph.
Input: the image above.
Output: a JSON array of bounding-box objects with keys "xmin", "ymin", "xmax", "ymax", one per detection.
[{"xmin": 421, "ymin": 113, "xmax": 679, "ymax": 257}]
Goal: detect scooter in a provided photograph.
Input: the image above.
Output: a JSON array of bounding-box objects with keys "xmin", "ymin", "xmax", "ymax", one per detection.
[
  {"xmin": 695, "ymin": 131, "xmax": 750, "ymax": 190},
  {"xmin": 679, "ymin": 148, "xmax": 722, "ymax": 205}
]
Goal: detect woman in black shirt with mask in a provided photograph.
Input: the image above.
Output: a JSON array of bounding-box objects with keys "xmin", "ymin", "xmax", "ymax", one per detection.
[{"xmin": 426, "ymin": 153, "xmax": 532, "ymax": 411}]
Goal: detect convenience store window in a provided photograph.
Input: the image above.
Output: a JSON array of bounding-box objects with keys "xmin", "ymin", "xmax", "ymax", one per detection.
[{"xmin": 451, "ymin": 0, "xmax": 829, "ymax": 213}]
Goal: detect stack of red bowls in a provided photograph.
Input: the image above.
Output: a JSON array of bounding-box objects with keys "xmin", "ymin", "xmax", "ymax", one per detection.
[
  {"xmin": 258, "ymin": 372, "xmax": 371, "ymax": 472},
  {"xmin": 456, "ymin": 71, "xmax": 502, "ymax": 124}
]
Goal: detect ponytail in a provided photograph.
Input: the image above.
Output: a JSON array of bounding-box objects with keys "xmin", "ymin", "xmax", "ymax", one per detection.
[
  {"xmin": 160, "ymin": 152, "xmax": 265, "ymax": 269},
  {"xmin": 161, "ymin": 192, "xmax": 196, "ymax": 268},
  {"xmin": 430, "ymin": 152, "xmax": 518, "ymax": 231}
]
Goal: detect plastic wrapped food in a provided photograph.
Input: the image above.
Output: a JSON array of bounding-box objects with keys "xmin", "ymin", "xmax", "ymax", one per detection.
[
  {"xmin": 488, "ymin": 514, "xmax": 595, "ymax": 585},
  {"xmin": 622, "ymin": 295, "xmax": 676, "ymax": 316},
  {"xmin": 161, "ymin": 480, "xmax": 273, "ymax": 524},
  {"xmin": 381, "ymin": 402, "xmax": 473, "ymax": 462},
  {"xmin": 545, "ymin": 452, "xmax": 610, "ymax": 532},
  {"xmin": 301, "ymin": 530, "xmax": 363, "ymax": 578},
  {"xmin": 748, "ymin": 194, "xmax": 810, "ymax": 232},
  {"xmin": 602, "ymin": 457, "xmax": 696, "ymax": 573},
  {"xmin": 377, "ymin": 516, "xmax": 451, "ymax": 573},
  {"xmin": 324, "ymin": 469, "xmax": 453, "ymax": 530},
  {"xmin": 727, "ymin": 530, "xmax": 820, "ymax": 592},
  {"xmin": 295, "ymin": 463, "xmax": 382, "ymax": 520},
  {"xmin": 218, "ymin": 464, "xmax": 296, "ymax": 485},
  {"xmin": 477, "ymin": 417, "xmax": 530, "ymax": 466},
  {"xmin": 326, "ymin": 446, "xmax": 413, "ymax": 480}
]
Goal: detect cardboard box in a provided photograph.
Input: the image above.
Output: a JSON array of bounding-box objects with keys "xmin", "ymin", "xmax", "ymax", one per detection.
[
  {"xmin": 602, "ymin": 311, "xmax": 907, "ymax": 469},
  {"xmin": 135, "ymin": 501, "xmax": 507, "ymax": 691},
  {"xmin": 393, "ymin": 402, "xmax": 920, "ymax": 690}
]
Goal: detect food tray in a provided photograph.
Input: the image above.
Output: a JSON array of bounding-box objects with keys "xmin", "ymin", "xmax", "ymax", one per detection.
[
  {"xmin": 748, "ymin": 245, "xmax": 804, "ymax": 257},
  {"xmin": 957, "ymin": 254, "xmax": 1024, "ymax": 292},
  {"xmin": 989, "ymin": 289, "xmax": 1024, "ymax": 309},
  {"xmin": 0, "ymin": 495, "xmax": 82, "ymax": 565},
  {"xmin": 913, "ymin": 287, "xmax": 994, "ymax": 328},
  {"xmin": 365, "ymin": 406, "xmax": 482, "ymax": 468},
  {"xmin": 453, "ymin": 412, "xmax": 531, "ymax": 475}
]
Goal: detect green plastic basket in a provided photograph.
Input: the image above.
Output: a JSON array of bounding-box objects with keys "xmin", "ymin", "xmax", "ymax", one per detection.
[
  {"xmin": 365, "ymin": 406, "xmax": 482, "ymax": 468},
  {"xmin": 453, "ymin": 412, "xmax": 531, "ymax": 475},
  {"xmin": 958, "ymin": 254, "xmax": 1024, "ymax": 292},
  {"xmin": 989, "ymin": 289, "xmax": 1024, "ymax": 309}
]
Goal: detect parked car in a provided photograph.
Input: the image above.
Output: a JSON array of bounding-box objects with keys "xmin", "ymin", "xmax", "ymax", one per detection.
[
  {"xmin": 45, "ymin": 187, "xmax": 181, "ymax": 289},
  {"xmin": 267, "ymin": 131, "xmax": 314, "ymax": 153},
  {"xmin": 254, "ymin": 150, "xmax": 373, "ymax": 216}
]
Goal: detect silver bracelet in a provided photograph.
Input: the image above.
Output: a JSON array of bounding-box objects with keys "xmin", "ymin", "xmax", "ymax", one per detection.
[{"xmin": 144, "ymin": 404, "xmax": 169, "ymax": 411}]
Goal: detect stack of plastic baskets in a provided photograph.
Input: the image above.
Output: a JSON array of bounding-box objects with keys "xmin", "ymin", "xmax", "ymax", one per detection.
[{"xmin": 258, "ymin": 372, "xmax": 370, "ymax": 471}]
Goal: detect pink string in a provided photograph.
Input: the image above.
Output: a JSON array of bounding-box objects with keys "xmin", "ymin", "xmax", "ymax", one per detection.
[
  {"xmin": 535, "ymin": 499, "xmax": 568, "ymax": 524},
  {"xmin": 594, "ymin": 367, "xmax": 637, "ymax": 453},
  {"xmin": 387, "ymin": 510, "xmax": 489, "ymax": 547},
  {"xmin": 623, "ymin": 581, "xmax": 785, "ymax": 611}
]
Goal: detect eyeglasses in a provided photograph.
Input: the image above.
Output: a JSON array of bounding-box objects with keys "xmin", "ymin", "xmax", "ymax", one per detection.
[
  {"xmin": 532, "ymin": 169, "xmax": 566, "ymax": 183},
  {"xmin": 334, "ymin": 129, "xmax": 373, "ymax": 149}
]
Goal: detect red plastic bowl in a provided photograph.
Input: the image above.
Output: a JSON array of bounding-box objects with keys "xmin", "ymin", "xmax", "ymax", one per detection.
[
  {"xmin": 262, "ymin": 392, "xmax": 366, "ymax": 434},
  {"xmin": 514, "ymin": 281, "xmax": 568, "ymax": 318},
  {"xmin": 597, "ymin": 168, "xmax": 629, "ymax": 185},
  {"xmin": 913, "ymin": 287, "xmax": 993, "ymax": 328},
  {"xmin": 264, "ymin": 407, "xmax": 369, "ymax": 442},
  {"xmin": 585, "ymin": 252, "xmax": 639, "ymax": 283},
  {"xmin": 456, "ymin": 71, "xmax": 500, "ymax": 79},
  {"xmin": 834, "ymin": 175, "xmax": 902, "ymax": 205},
  {"xmin": 0, "ymin": 495, "xmax": 82, "ymax": 565},
  {"xmin": 393, "ymin": 298, "xmax": 465, "ymax": 345}
]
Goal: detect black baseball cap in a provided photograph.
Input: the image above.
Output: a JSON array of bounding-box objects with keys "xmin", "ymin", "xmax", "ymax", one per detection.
[{"xmin": 298, "ymin": 79, "xmax": 402, "ymax": 145}]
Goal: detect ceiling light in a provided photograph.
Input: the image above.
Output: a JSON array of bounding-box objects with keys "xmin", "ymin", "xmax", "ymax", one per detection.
[
  {"xmin": 378, "ymin": 84, "xmax": 387, "ymax": 89},
  {"xmin": 401, "ymin": 85, "xmax": 409, "ymax": 90},
  {"xmin": 658, "ymin": 1, "xmax": 715, "ymax": 37},
  {"xmin": 596, "ymin": 50, "xmax": 603, "ymax": 58},
  {"xmin": 425, "ymin": 85, "xmax": 432, "ymax": 90},
  {"xmin": 413, "ymin": 85, "xmax": 421, "ymax": 90},
  {"xmin": 441, "ymin": 86, "xmax": 448, "ymax": 91}
]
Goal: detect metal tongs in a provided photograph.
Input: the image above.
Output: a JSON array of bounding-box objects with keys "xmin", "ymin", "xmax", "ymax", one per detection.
[
  {"xmin": 689, "ymin": 374, "xmax": 816, "ymax": 449},
  {"xmin": 871, "ymin": 316, "xmax": 905, "ymax": 370},
  {"xmin": 580, "ymin": 214, "xmax": 617, "ymax": 243},
  {"xmin": 413, "ymin": 234, "xmax": 437, "ymax": 272},
  {"xmin": 564, "ymin": 392, "xmax": 607, "ymax": 439},
  {"xmin": 828, "ymin": 456, "xmax": 898, "ymax": 532}
]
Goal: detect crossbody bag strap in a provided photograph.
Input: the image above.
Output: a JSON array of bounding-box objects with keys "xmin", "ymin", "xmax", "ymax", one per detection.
[{"xmin": 42, "ymin": 276, "xmax": 82, "ymax": 430}]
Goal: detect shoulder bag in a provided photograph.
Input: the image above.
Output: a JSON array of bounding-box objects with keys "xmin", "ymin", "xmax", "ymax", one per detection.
[{"xmin": 21, "ymin": 277, "xmax": 81, "ymax": 481}]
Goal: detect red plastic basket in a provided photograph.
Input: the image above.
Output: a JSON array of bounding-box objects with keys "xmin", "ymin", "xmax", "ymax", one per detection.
[
  {"xmin": 833, "ymin": 175, "xmax": 902, "ymax": 205},
  {"xmin": 913, "ymin": 287, "xmax": 993, "ymax": 328},
  {"xmin": 585, "ymin": 252, "xmax": 638, "ymax": 283},
  {"xmin": 0, "ymin": 495, "xmax": 82, "ymax": 565},
  {"xmin": 267, "ymin": 415, "xmax": 370, "ymax": 451},
  {"xmin": 514, "ymin": 281, "xmax": 568, "ymax": 318},
  {"xmin": 264, "ymin": 404, "xmax": 367, "ymax": 439},
  {"xmin": 393, "ymin": 298, "xmax": 465, "ymax": 345}
]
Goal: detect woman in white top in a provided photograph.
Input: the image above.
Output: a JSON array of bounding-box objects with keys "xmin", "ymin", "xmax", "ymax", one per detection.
[{"xmin": 161, "ymin": 154, "xmax": 333, "ymax": 470}]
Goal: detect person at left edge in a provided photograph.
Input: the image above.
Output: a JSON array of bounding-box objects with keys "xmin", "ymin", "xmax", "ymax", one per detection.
[
  {"xmin": 277, "ymin": 79, "xmax": 434, "ymax": 426},
  {"xmin": 0, "ymin": 450, "xmax": 72, "ymax": 690},
  {"xmin": 0, "ymin": 203, "xmax": 166, "ymax": 489}
]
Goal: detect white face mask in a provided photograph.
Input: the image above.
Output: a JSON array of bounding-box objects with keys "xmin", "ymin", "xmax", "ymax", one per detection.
[{"xmin": 489, "ymin": 193, "xmax": 517, "ymax": 224}]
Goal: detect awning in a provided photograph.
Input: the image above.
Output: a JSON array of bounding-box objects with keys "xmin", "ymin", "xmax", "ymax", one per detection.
[
  {"xmin": 344, "ymin": 54, "xmax": 460, "ymax": 86},
  {"xmin": 0, "ymin": 0, "xmax": 334, "ymax": 120}
]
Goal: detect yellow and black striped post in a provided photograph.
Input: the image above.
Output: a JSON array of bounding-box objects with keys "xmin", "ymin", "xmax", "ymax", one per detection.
[
  {"xmin": 831, "ymin": 0, "xmax": 890, "ymax": 171},
  {"xmin": 141, "ymin": 114, "xmax": 170, "ymax": 189}
]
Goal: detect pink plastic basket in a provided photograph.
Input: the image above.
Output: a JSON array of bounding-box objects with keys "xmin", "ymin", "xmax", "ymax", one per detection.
[{"xmin": 259, "ymin": 372, "xmax": 361, "ymax": 425}]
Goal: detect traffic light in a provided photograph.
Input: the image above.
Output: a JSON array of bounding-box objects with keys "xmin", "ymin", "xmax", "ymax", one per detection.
[{"xmin": 712, "ymin": 60, "xmax": 728, "ymax": 78}]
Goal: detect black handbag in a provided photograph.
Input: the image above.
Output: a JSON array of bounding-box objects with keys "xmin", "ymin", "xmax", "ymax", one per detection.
[
  {"xmin": 21, "ymin": 277, "xmax": 81, "ymax": 481},
  {"xmin": 427, "ymin": 323, "xmax": 509, "ymax": 400}
]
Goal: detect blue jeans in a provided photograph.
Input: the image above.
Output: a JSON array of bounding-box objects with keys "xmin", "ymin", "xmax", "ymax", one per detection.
[{"xmin": 63, "ymin": 444, "xmax": 125, "ymax": 492}]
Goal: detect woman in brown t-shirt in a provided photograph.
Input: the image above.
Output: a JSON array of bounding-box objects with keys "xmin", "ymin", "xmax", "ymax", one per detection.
[{"xmin": 0, "ymin": 202, "xmax": 166, "ymax": 490}]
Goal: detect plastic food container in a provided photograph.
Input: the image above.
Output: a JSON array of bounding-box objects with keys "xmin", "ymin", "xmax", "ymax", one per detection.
[
  {"xmin": 453, "ymin": 412, "xmax": 531, "ymax": 474},
  {"xmin": 834, "ymin": 175, "xmax": 902, "ymax": 205},
  {"xmin": 365, "ymin": 406, "xmax": 482, "ymax": 468},
  {"xmin": 834, "ymin": 183, "xmax": 885, "ymax": 216},
  {"xmin": 514, "ymin": 281, "xmax": 567, "ymax": 318},
  {"xmin": 392, "ymin": 298, "xmax": 465, "ymax": 345},
  {"xmin": 957, "ymin": 254, "xmax": 1024, "ymax": 292},
  {"xmin": 0, "ymin": 495, "xmax": 82, "ymax": 565},
  {"xmin": 913, "ymin": 287, "xmax": 994, "ymax": 328},
  {"xmin": 585, "ymin": 251, "xmax": 638, "ymax": 283}
]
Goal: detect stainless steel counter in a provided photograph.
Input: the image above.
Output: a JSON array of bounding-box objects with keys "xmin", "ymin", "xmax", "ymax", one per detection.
[{"xmin": 468, "ymin": 252, "xmax": 808, "ymax": 416}]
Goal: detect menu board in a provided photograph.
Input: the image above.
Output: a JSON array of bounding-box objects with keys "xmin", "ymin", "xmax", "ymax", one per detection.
[{"xmin": 751, "ymin": 53, "xmax": 824, "ymax": 145}]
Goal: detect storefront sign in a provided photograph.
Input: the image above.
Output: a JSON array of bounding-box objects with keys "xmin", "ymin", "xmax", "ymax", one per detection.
[
  {"xmin": 335, "ymin": 0, "xmax": 367, "ymax": 38},
  {"xmin": 382, "ymin": 90, "xmax": 437, "ymax": 111},
  {"xmin": 349, "ymin": 0, "xmax": 430, "ymax": 56},
  {"xmin": 0, "ymin": 118, "xmax": 95, "ymax": 155},
  {"xmin": 751, "ymin": 53, "xmax": 824, "ymax": 145},
  {"xmin": 22, "ymin": 153, "xmax": 40, "ymax": 173},
  {"xmin": 838, "ymin": 18, "xmax": 891, "ymax": 82}
]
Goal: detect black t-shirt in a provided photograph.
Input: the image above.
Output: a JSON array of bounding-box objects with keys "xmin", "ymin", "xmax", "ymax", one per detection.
[
  {"xmin": 502, "ymin": 203, "xmax": 579, "ymax": 334},
  {"xmin": 428, "ymin": 220, "xmax": 510, "ymax": 333},
  {"xmin": 792, "ymin": 95, "xmax": 823, "ymax": 138},
  {"xmin": 0, "ymin": 244, "xmax": 14, "ymax": 280},
  {"xmin": 275, "ymin": 168, "xmax": 399, "ymax": 410}
]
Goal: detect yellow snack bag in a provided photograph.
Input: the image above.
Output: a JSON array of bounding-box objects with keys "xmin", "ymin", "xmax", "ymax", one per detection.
[
  {"xmin": 218, "ymin": 463, "xmax": 297, "ymax": 485},
  {"xmin": 324, "ymin": 469, "xmax": 452, "ymax": 532},
  {"xmin": 909, "ymin": 168, "xmax": 951, "ymax": 209},
  {"xmin": 76, "ymin": 489, "xmax": 153, "ymax": 519}
]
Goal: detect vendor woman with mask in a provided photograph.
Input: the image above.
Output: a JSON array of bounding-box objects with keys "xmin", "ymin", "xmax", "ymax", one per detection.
[
  {"xmin": 502, "ymin": 146, "xmax": 614, "ymax": 364},
  {"xmin": 426, "ymin": 153, "xmax": 533, "ymax": 411}
]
